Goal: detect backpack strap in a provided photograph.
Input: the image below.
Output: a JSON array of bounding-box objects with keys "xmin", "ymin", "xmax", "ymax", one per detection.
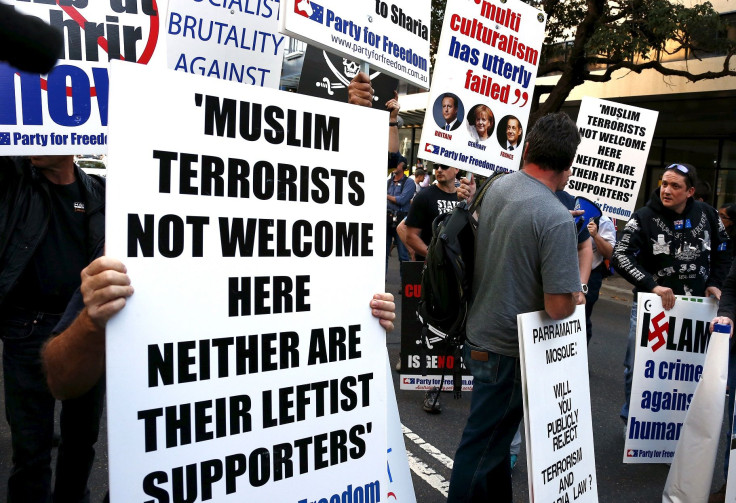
[{"xmin": 469, "ymin": 171, "xmax": 506, "ymax": 215}]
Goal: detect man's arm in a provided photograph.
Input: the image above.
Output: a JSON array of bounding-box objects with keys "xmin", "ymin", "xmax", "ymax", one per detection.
[
  {"xmin": 612, "ymin": 216, "xmax": 658, "ymax": 293},
  {"xmin": 348, "ymin": 72, "xmax": 399, "ymax": 153},
  {"xmin": 405, "ymin": 225, "xmax": 427, "ymax": 258},
  {"xmin": 588, "ymin": 219, "xmax": 615, "ymax": 260},
  {"xmin": 386, "ymin": 91, "xmax": 400, "ymax": 153},
  {"xmin": 43, "ymin": 257, "xmax": 133, "ymax": 400},
  {"xmin": 389, "ymin": 178, "xmax": 415, "ymax": 207},
  {"xmin": 544, "ymin": 293, "xmax": 577, "ymax": 320},
  {"xmin": 577, "ymin": 237, "xmax": 593, "ymax": 304},
  {"xmin": 611, "ymin": 215, "xmax": 677, "ymax": 309}
]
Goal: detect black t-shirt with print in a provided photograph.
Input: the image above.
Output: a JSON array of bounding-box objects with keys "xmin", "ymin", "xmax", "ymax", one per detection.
[
  {"xmin": 10, "ymin": 179, "xmax": 88, "ymax": 312},
  {"xmin": 406, "ymin": 185, "xmax": 459, "ymax": 259}
]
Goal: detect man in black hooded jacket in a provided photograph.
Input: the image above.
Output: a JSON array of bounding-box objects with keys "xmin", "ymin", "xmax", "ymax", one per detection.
[
  {"xmin": 612, "ymin": 163, "xmax": 731, "ymax": 426},
  {"xmin": 0, "ymin": 155, "xmax": 106, "ymax": 503}
]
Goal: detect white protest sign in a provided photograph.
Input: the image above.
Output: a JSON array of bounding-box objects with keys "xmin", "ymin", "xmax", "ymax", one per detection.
[
  {"xmin": 385, "ymin": 353, "xmax": 417, "ymax": 502},
  {"xmin": 0, "ymin": 1, "xmax": 165, "ymax": 155},
  {"xmin": 279, "ymin": 0, "xmax": 430, "ymax": 89},
  {"xmin": 663, "ymin": 325, "xmax": 728, "ymax": 502},
  {"xmin": 726, "ymin": 397, "xmax": 736, "ymax": 502},
  {"xmin": 166, "ymin": 0, "xmax": 284, "ymax": 88},
  {"xmin": 624, "ymin": 293, "xmax": 717, "ymax": 463},
  {"xmin": 518, "ymin": 306, "xmax": 599, "ymax": 503},
  {"xmin": 105, "ymin": 61, "xmax": 388, "ymax": 502},
  {"xmin": 418, "ymin": 0, "xmax": 546, "ymax": 175},
  {"xmin": 566, "ymin": 97, "xmax": 658, "ymax": 221}
]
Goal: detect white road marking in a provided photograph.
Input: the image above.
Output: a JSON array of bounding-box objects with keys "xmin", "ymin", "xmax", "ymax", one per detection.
[
  {"xmin": 406, "ymin": 450, "xmax": 450, "ymax": 497},
  {"xmin": 401, "ymin": 424, "xmax": 454, "ymax": 497},
  {"xmin": 402, "ymin": 424, "xmax": 454, "ymax": 469}
]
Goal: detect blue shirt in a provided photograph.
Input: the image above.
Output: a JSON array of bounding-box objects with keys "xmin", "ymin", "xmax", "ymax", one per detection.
[{"xmin": 387, "ymin": 174, "xmax": 415, "ymax": 213}]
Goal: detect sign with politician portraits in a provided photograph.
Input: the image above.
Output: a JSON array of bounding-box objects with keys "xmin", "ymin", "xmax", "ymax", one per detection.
[
  {"xmin": 105, "ymin": 61, "xmax": 388, "ymax": 502},
  {"xmin": 279, "ymin": 0, "xmax": 430, "ymax": 88},
  {"xmin": 566, "ymin": 97, "xmax": 658, "ymax": 221},
  {"xmin": 418, "ymin": 0, "xmax": 546, "ymax": 175}
]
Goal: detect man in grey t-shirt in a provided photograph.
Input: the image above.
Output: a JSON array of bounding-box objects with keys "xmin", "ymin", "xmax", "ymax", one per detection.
[{"xmin": 447, "ymin": 113, "xmax": 583, "ymax": 502}]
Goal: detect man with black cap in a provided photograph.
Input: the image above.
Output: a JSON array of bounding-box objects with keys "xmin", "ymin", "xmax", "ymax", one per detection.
[{"xmin": 612, "ymin": 163, "xmax": 731, "ymax": 430}]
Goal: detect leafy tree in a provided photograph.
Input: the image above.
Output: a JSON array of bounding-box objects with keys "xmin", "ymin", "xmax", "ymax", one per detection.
[{"xmin": 430, "ymin": 0, "xmax": 735, "ymax": 122}]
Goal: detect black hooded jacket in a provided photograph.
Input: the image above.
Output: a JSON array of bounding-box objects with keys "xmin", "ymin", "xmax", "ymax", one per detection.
[
  {"xmin": 612, "ymin": 189, "xmax": 731, "ymax": 296},
  {"xmin": 0, "ymin": 157, "xmax": 105, "ymax": 308}
]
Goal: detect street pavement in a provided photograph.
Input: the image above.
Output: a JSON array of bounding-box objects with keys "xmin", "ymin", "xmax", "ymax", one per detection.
[{"xmin": 0, "ymin": 262, "xmax": 729, "ymax": 502}]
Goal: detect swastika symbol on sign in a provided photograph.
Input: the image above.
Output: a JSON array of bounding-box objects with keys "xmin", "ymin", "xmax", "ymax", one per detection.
[{"xmin": 648, "ymin": 311, "xmax": 668, "ymax": 352}]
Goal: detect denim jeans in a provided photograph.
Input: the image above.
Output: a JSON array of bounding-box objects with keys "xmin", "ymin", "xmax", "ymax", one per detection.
[
  {"xmin": 447, "ymin": 343, "xmax": 523, "ymax": 503},
  {"xmin": 1, "ymin": 306, "xmax": 105, "ymax": 503},
  {"xmin": 386, "ymin": 222, "xmax": 409, "ymax": 273},
  {"xmin": 621, "ymin": 300, "xmax": 638, "ymax": 420}
]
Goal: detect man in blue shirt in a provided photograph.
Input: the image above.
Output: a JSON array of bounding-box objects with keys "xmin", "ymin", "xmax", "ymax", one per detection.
[{"xmin": 386, "ymin": 155, "xmax": 415, "ymax": 275}]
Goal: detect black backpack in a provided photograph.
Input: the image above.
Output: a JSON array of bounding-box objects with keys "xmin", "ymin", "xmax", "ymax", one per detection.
[{"xmin": 416, "ymin": 171, "xmax": 505, "ymax": 398}]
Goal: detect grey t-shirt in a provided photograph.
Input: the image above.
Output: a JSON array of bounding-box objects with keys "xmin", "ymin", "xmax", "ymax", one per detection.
[{"xmin": 466, "ymin": 171, "xmax": 581, "ymax": 357}]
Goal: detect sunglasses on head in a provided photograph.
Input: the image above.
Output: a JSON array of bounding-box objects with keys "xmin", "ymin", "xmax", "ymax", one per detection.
[{"xmin": 665, "ymin": 164, "xmax": 693, "ymax": 187}]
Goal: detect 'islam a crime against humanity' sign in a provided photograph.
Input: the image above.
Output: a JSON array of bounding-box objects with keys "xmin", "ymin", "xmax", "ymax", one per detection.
[
  {"xmin": 418, "ymin": 0, "xmax": 546, "ymax": 175},
  {"xmin": 279, "ymin": 0, "xmax": 430, "ymax": 89},
  {"xmin": 565, "ymin": 97, "xmax": 658, "ymax": 222},
  {"xmin": 104, "ymin": 61, "xmax": 388, "ymax": 502},
  {"xmin": 518, "ymin": 306, "xmax": 599, "ymax": 502},
  {"xmin": 624, "ymin": 294, "xmax": 717, "ymax": 463}
]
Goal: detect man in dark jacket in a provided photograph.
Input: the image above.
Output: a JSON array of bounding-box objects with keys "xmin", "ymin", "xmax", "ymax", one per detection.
[
  {"xmin": 612, "ymin": 163, "xmax": 731, "ymax": 425},
  {"xmin": 0, "ymin": 155, "xmax": 106, "ymax": 503}
]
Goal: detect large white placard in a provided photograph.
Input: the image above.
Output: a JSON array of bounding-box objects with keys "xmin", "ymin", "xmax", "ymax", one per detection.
[
  {"xmin": 418, "ymin": 0, "xmax": 546, "ymax": 175},
  {"xmin": 166, "ymin": 0, "xmax": 284, "ymax": 88},
  {"xmin": 385, "ymin": 353, "xmax": 417, "ymax": 502},
  {"xmin": 566, "ymin": 97, "xmax": 658, "ymax": 221},
  {"xmin": 279, "ymin": 0, "xmax": 430, "ymax": 88},
  {"xmin": 0, "ymin": 1, "xmax": 164, "ymax": 155},
  {"xmin": 518, "ymin": 306, "xmax": 599, "ymax": 503},
  {"xmin": 105, "ymin": 61, "xmax": 388, "ymax": 501},
  {"xmin": 624, "ymin": 294, "xmax": 717, "ymax": 463}
]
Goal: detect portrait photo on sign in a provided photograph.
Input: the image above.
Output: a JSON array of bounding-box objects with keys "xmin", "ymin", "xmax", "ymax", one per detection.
[
  {"xmin": 466, "ymin": 104, "xmax": 496, "ymax": 143},
  {"xmin": 498, "ymin": 115, "xmax": 524, "ymax": 151},
  {"xmin": 433, "ymin": 93, "xmax": 464, "ymax": 132}
]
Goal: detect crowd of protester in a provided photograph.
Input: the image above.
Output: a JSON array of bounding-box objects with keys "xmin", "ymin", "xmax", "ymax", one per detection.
[{"xmin": 3, "ymin": 12, "xmax": 736, "ymax": 502}]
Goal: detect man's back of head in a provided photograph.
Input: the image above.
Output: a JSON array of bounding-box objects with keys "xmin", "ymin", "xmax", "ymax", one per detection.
[{"xmin": 524, "ymin": 113, "xmax": 580, "ymax": 172}]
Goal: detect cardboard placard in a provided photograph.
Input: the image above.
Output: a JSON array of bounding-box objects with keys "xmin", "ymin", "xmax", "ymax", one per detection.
[
  {"xmin": 417, "ymin": 0, "xmax": 546, "ymax": 175},
  {"xmin": 518, "ymin": 306, "xmax": 599, "ymax": 502},
  {"xmin": 105, "ymin": 61, "xmax": 388, "ymax": 501},
  {"xmin": 279, "ymin": 0, "xmax": 430, "ymax": 88}
]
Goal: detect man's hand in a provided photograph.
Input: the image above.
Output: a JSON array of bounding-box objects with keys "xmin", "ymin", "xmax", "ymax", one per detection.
[
  {"xmin": 348, "ymin": 72, "xmax": 373, "ymax": 107},
  {"xmin": 575, "ymin": 291, "xmax": 586, "ymax": 305},
  {"xmin": 80, "ymin": 256, "xmax": 133, "ymax": 330},
  {"xmin": 711, "ymin": 316, "xmax": 734, "ymax": 336},
  {"xmin": 370, "ymin": 293, "xmax": 396, "ymax": 332},
  {"xmin": 587, "ymin": 220, "xmax": 598, "ymax": 238},
  {"xmin": 386, "ymin": 90, "xmax": 400, "ymax": 120},
  {"xmin": 706, "ymin": 286, "xmax": 722, "ymax": 300},
  {"xmin": 458, "ymin": 176, "xmax": 476, "ymax": 203},
  {"xmin": 652, "ymin": 285, "xmax": 676, "ymax": 310}
]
